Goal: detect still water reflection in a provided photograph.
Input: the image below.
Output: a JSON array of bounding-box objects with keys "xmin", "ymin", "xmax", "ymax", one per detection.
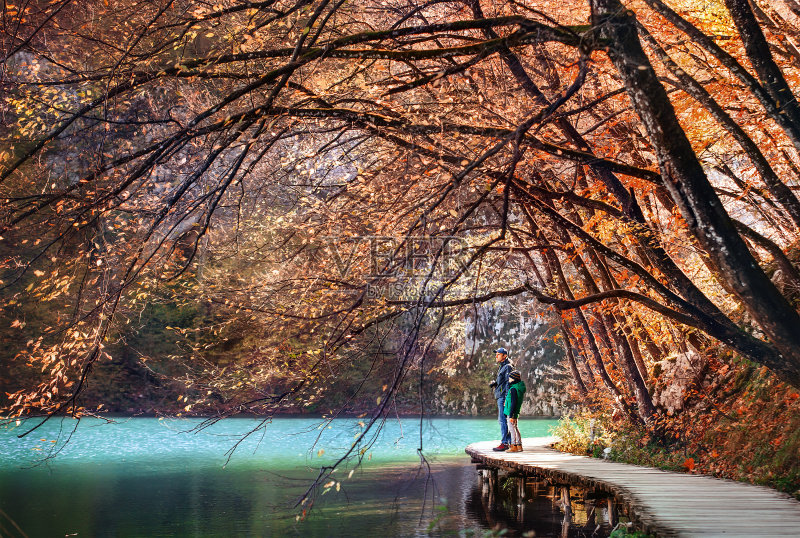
[
  {"xmin": 0, "ymin": 417, "xmax": 614, "ymax": 536},
  {"xmin": 467, "ymin": 473, "xmax": 619, "ymax": 537}
]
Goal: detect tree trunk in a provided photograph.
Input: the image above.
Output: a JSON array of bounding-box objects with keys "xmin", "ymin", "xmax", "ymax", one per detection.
[
  {"xmin": 560, "ymin": 316, "xmax": 590, "ymax": 396},
  {"xmin": 639, "ymin": 25, "xmax": 800, "ymax": 229},
  {"xmin": 522, "ymin": 205, "xmax": 636, "ymax": 418},
  {"xmin": 592, "ymin": 0, "xmax": 800, "ymax": 386},
  {"xmin": 724, "ymin": 0, "xmax": 800, "ymax": 136},
  {"xmin": 643, "ymin": 0, "xmax": 800, "ymax": 152}
]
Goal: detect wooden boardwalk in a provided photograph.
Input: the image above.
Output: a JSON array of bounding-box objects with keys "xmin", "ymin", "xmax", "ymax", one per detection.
[{"xmin": 466, "ymin": 437, "xmax": 800, "ymax": 537}]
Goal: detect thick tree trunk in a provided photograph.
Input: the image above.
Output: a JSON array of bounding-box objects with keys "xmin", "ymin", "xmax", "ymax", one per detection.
[
  {"xmin": 643, "ymin": 0, "xmax": 800, "ymax": 152},
  {"xmin": 734, "ymin": 220, "xmax": 800, "ymax": 291},
  {"xmin": 591, "ymin": 0, "xmax": 800, "ymax": 386},
  {"xmin": 724, "ymin": 0, "xmax": 800, "ymax": 136},
  {"xmin": 492, "ymin": 15, "xmax": 766, "ymax": 358},
  {"xmin": 515, "ymin": 178, "xmax": 795, "ymax": 371},
  {"xmin": 639, "ymin": 25, "xmax": 800, "ymax": 230},
  {"xmin": 627, "ymin": 336, "xmax": 650, "ymax": 382}
]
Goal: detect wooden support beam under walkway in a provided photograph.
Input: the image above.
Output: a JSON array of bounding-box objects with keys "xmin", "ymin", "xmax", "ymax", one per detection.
[{"xmin": 466, "ymin": 437, "xmax": 800, "ymax": 537}]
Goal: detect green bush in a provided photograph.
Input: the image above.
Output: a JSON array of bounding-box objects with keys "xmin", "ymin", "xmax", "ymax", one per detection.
[
  {"xmin": 551, "ymin": 415, "xmax": 610, "ymax": 455},
  {"xmin": 609, "ymin": 524, "xmax": 653, "ymax": 538}
]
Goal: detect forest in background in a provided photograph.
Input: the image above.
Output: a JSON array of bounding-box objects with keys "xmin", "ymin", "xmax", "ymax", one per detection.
[
  {"xmin": 2, "ymin": 0, "xmax": 800, "ymax": 499},
  {"xmin": 1, "ymin": 290, "xmax": 567, "ymax": 417}
]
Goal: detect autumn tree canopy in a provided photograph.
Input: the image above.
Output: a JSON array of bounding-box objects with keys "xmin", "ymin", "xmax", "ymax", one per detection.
[{"xmin": 2, "ymin": 0, "xmax": 800, "ymax": 436}]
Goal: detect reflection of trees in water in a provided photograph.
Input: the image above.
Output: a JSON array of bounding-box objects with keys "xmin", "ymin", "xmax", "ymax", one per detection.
[{"xmin": 464, "ymin": 472, "xmax": 618, "ymax": 537}]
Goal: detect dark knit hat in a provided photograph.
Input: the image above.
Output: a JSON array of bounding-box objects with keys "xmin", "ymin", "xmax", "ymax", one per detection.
[{"xmin": 509, "ymin": 370, "xmax": 521, "ymax": 381}]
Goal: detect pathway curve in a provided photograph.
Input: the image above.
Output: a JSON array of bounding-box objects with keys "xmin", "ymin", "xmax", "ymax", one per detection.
[{"xmin": 466, "ymin": 437, "xmax": 800, "ymax": 537}]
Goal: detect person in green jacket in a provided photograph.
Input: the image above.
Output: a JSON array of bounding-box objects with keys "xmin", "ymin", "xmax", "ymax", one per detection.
[{"xmin": 504, "ymin": 370, "xmax": 526, "ymax": 453}]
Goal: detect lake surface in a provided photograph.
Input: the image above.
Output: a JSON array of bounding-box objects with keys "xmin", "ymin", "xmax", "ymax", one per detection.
[{"xmin": 0, "ymin": 416, "xmax": 613, "ymax": 536}]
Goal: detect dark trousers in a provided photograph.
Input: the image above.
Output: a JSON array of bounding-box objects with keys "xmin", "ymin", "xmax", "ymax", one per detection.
[{"xmin": 497, "ymin": 398, "xmax": 510, "ymax": 445}]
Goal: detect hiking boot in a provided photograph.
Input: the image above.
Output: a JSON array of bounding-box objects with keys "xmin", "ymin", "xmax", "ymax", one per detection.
[
  {"xmin": 507, "ymin": 445, "xmax": 521, "ymax": 453},
  {"xmin": 492, "ymin": 443, "xmax": 508, "ymax": 451}
]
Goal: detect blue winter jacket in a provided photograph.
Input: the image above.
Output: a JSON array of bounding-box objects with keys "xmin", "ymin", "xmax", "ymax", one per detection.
[{"xmin": 493, "ymin": 359, "xmax": 512, "ymax": 400}]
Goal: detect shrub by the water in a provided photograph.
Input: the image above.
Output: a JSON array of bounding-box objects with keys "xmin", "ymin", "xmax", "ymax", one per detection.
[{"xmin": 552, "ymin": 368, "xmax": 800, "ymax": 499}]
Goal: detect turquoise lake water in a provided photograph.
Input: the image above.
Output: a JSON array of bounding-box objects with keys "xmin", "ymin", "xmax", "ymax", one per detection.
[{"xmin": 0, "ymin": 416, "xmax": 561, "ymax": 536}]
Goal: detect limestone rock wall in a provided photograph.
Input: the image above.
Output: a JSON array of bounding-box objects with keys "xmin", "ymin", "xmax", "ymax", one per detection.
[{"xmin": 429, "ymin": 298, "xmax": 571, "ymax": 417}]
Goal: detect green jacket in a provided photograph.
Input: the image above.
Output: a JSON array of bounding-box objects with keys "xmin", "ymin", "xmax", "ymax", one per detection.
[{"xmin": 503, "ymin": 380, "xmax": 526, "ymax": 418}]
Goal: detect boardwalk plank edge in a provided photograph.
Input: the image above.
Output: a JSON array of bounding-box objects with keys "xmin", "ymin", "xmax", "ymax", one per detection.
[{"xmin": 465, "ymin": 437, "xmax": 800, "ymax": 537}]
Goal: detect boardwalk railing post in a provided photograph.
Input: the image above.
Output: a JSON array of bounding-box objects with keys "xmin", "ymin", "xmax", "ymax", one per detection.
[
  {"xmin": 560, "ymin": 485, "xmax": 572, "ymax": 538},
  {"xmin": 584, "ymin": 494, "xmax": 597, "ymax": 530},
  {"xmin": 561, "ymin": 500, "xmax": 571, "ymax": 538},
  {"xmin": 517, "ymin": 476, "xmax": 526, "ymax": 524},
  {"xmin": 480, "ymin": 469, "xmax": 492, "ymax": 502},
  {"xmin": 489, "ymin": 469, "xmax": 498, "ymax": 509},
  {"xmin": 607, "ymin": 497, "xmax": 616, "ymax": 528}
]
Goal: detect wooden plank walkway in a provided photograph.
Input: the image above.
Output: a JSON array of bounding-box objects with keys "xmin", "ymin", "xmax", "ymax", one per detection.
[{"xmin": 466, "ymin": 437, "xmax": 800, "ymax": 537}]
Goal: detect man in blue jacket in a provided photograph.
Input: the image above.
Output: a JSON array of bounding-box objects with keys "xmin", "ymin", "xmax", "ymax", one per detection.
[{"xmin": 489, "ymin": 347, "xmax": 513, "ymax": 451}]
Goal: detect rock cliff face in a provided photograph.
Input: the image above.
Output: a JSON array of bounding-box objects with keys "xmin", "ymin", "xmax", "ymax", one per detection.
[
  {"xmin": 652, "ymin": 348, "xmax": 707, "ymax": 415},
  {"xmin": 429, "ymin": 299, "xmax": 571, "ymax": 417}
]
